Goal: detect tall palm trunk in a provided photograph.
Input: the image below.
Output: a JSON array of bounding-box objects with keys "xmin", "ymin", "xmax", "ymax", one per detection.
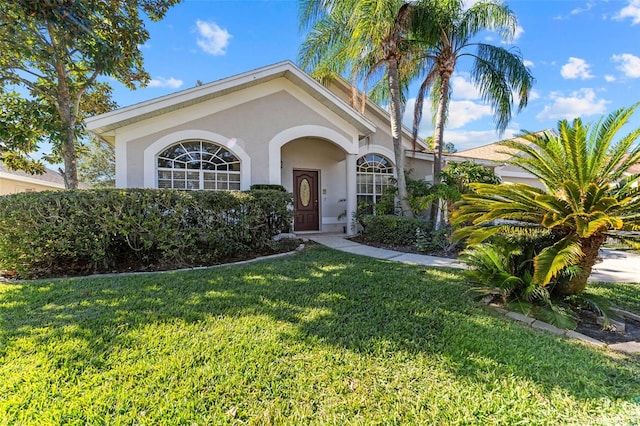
[
  {"xmin": 387, "ymin": 58, "xmax": 412, "ymax": 217},
  {"xmin": 430, "ymin": 70, "xmax": 451, "ymax": 226}
]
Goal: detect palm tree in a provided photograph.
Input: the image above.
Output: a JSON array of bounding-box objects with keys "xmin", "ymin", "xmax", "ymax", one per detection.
[
  {"xmin": 410, "ymin": 0, "xmax": 534, "ymax": 223},
  {"xmin": 299, "ymin": 0, "xmax": 417, "ymax": 216},
  {"xmin": 452, "ymin": 105, "xmax": 640, "ymax": 296}
]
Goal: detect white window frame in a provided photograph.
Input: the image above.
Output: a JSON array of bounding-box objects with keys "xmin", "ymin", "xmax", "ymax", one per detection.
[
  {"xmin": 143, "ymin": 130, "xmax": 251, "ymax": 190},
  {"xmin": 157, "ymin": 140, "xmax": 241, "ymax": 191},
  {"xmin": 356, "ymin": 153, "xmax": 395, "ymax": 206}
]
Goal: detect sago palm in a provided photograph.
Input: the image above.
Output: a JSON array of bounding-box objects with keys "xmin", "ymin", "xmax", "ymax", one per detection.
[{"xmin": 452, "ymin": 105, "xmax": 640, "ymax": 296}]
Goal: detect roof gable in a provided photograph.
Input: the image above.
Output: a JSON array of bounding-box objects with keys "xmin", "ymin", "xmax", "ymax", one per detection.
[{"xmin": 86, "ymin": 61, "xmax": 376, "ymax": 140}]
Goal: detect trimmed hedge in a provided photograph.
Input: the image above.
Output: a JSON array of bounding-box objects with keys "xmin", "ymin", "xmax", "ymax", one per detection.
[
  {"xmin": 0, "ymin": 188, "xmax": 293, "ymax": 279},
  {"xmin": 360, "ymin": 214, "xmax": 430, "ymax": 246},
  {"xmin": 250, "ymin": 184, "xmax": 287, "ymax": 192}
]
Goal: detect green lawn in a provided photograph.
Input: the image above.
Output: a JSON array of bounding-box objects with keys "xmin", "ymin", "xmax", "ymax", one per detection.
[{"xmin": 1, "ymin": 246, "xmax": 639, "ymax": 425}]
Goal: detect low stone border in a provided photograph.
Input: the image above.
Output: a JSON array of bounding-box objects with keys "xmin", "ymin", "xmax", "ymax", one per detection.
[{"xmin": 487, "ymin": 302, "xmax": 640, "ymax": 355}]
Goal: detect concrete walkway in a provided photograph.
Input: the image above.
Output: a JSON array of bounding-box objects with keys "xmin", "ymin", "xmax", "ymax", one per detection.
[
  {"xmin": 591, "ymin": 249, "xmax": 640, "ymax": 283},
  {"xmin": 307, "ymin": 234, "xmax": 640, "ymax": 284}
]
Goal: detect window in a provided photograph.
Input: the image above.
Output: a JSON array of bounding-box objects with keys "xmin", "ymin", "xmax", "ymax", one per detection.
[
  {"xmin": 356, "ymin": 153, "xmax": 394, "ymax": 207},
  {"xmin": 15, "ymin": 186, "xmax": 35, "ymax": 193},
  {"xmin": 157, "ymin": 140, "xmax": 241, "ymax": 190}
]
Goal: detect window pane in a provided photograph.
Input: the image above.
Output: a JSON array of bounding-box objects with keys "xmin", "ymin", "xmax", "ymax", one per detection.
[
  {"xmin": 158, "ymin": 179, "xmax": 172, "ymax": 189},
  {"xmin": 357, "ymin": 153, "xmax": 394, "ymax": 212},
  {"xmin": 156, "ymin": 140, "xmax": 241, "ymax": 191}
]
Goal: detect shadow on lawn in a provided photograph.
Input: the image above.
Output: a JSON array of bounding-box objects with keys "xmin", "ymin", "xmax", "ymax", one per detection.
[{"xmin": 1, "ymin": 246, "xmax": 639, "ymax": 404}]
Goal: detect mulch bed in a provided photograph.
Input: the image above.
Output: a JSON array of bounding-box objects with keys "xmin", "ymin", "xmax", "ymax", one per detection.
[{"xmin": 575, "ymin": 310, "xmax": 640, "ymax": 344}]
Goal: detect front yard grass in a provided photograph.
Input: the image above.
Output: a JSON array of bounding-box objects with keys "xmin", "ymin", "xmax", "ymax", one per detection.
[{"xmin": 1, "ymin": 246, "xmax": 639, "ymax": 424}]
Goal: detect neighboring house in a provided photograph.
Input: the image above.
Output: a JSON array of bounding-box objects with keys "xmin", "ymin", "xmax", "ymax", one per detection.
[
  {"xmin": 447, "ymin": 134, "xmax": 548, "ymax": 189},
  {"xmin": 86, "ymin": 61, "xmax": 433, "ymax": 234},
  {"xmin": 0, "ymin": 162, "xmax": 66, "ymax": 195}
]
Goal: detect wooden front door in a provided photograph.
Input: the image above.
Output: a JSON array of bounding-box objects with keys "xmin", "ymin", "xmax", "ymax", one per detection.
[{"xmin": 293, "ymin": 170, "xmax": 319, "ymax": 231}]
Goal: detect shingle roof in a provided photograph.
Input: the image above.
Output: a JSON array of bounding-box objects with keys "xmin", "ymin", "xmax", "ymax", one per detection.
[
  {"xmin": 0, "ymin": 162, "xmax": 91, "ymax": 189},
  {"xmin": 450, "ymin": 131, "xmax": 550, "ymax": 163}
]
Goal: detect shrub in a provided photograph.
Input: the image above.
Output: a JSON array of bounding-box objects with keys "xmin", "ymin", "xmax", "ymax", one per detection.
[
  {"xmin": 416, "ymin": 225, "xmax": 463, "ymax": 255},
  {"xmin": 0, "ymin": 188, "xmax": 293, "ymax": 279},
  {"xmin": 360, "ymin": 215, "xmax": 430, "ymax": 246},
  {"xmin": 249, "ymin": 184, "xmax": 287, "ymax": 192}
]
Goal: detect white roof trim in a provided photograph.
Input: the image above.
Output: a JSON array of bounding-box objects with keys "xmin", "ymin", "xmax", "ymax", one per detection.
[
  {"xmin": 86, "ymin": 61, "xmax": 376, "ymax": 137},
  {"xmin": 0, "ymin": 171, "xmax": 65, "ymax": 188}
]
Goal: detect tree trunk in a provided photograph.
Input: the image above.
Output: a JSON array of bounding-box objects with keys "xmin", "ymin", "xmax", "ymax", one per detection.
[
  {"xmin": 429, "ymin": 71, "xmax": 451, "ymax": 226},
  {"xmin": 56, "ymin": 87, "xmax": 79, "ymax": 189},
  {"xmin": 387, "ymin": 58, "xmax": 413, "ymax": 217},
  {"xmin": 61, "ymin": 115, "xmax": 79, "ymax": 189},
  {"xmin": 557, "ymin": 234, "xmax": 607, "ymax": 296}
]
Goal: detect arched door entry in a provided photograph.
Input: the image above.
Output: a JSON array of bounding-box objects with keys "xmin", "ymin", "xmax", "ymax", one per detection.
[{"xmin": 293, "ymin": 170, "xmax": 319, "ymax": 231}]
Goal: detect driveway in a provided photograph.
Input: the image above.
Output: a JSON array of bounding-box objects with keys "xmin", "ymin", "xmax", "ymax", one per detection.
[{"xmin": 590, "ymin": 249, "xmax": 640, "ymax": 283}]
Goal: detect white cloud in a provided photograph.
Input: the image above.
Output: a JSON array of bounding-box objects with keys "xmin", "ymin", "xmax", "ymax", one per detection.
[
  {"xmin": 513, "ymin": 25, "xmax": 524, "ymax": 41},
  {"xmin": 443, "ymin": 128, "xmax": 520, "ymax": 152},
  {"xmin": 196, "ymin": 20, "xmax": 231, "ymax": 56},
  {"xmin": 554, "ymin": 2, "xmax": 594, "ymax": 20},
  {"xmin": 523, "ymin": 59, "xmax": 535, "ymax": 68},
  {"xmin": 571, "ymin": 2, "xmax": 594, "ymax": 15},
  {"xmin": 614, "ymin": 0, "xmax": 640, "ymax": 24},
  {"xmin": 447, "ymin": 101, "xmax": 493, "ymax": 129},
  {"xmin": 560, "ymin": 57, "xmax": 594, "ymax": 79},
  {"xmin": 147, "ymin": 76, "xmax": 184, "ymax": 89},
  {"xmin": 402, "ymin": 97, "xmax": 492, "ymax": 133},
  {"xmin": 501, "ymin": 24, "xmax": 524, "ymax": 44},
  {"xmin": 450, "ymin": 74, "xmax": 481, "ymax": 100},
  {"xmin": 605, "ymin": 74, "xmax": 616, "ymax": 82},
  {"xmin": 528, "ymin": 90, "xmax": 541, "ymax": 101},
  {"xmin": 536, "ymin": 88, "xmax": 608, "ymax": 120},
  {"xmin": 612, "ymin": 53, "xmax": 640, "ymax": 78}
]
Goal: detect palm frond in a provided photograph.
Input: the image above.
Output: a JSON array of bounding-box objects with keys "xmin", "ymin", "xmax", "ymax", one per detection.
[
  {"xmin": 466, "ymin": 45, "xmax": 528, "ymax": 132},
  {"xmin": 533, "ymin": 236, "xmax": 582, "ymax": 286}
]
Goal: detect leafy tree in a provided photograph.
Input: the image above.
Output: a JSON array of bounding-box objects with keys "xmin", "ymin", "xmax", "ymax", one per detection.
[
  {"xmin": 452, "ymin": 105, "xmax": 640, "ymax": 296},
  {"xmin": 299, "ymin": 0, "xmax": 420, "ymax": 216},
  {"xmin": 410, "ymin": 0, "xmax": 534, "ymax": 221},
  {"xmin": 0, "ymin": 0, "xmax": 181, "ymax": 188},
  {"xmin": 443, "ymin": 142, "xmax": 457, "ymax": 153},
  {"xmin": 78, "ymin": 137, "xmax": 115, "ymax": 188},
  {"xmin": 0, "ymin": 92, "xmax": 49, "ymax": 174},
  {"xmin": 440, "ymin": 160, "xmax": 501, "ymax": 195}
]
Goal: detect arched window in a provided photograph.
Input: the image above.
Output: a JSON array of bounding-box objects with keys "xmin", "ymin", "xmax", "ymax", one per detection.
[
  {"xmin": 157, "ymin": 140, "xmax": 241, "ymax": 190},
  {"xmin": 356, "ymin": 153, "xmax": 394, "ymax": 206}
]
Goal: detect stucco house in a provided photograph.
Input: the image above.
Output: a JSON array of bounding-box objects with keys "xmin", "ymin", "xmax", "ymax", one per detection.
[
  {"xmin": 0, "ymin": 162, "xmax": 67, "ymax": 195},
  {"xmin": 86, "ymin": 61, "xmax": 435, "ymax": 234}
]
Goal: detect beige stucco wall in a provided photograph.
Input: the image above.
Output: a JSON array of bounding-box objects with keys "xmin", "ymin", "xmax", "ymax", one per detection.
[
  {"xmin": 407, "ymin": 156, "xmax": 434, "ymax": 182},
  {"xmin": 0, "ymin": 177, "xmax": 62, "ymax": 195},
  {"xmin": 115, "ymin": 78, "xmax": 358, "ymax": 188}
]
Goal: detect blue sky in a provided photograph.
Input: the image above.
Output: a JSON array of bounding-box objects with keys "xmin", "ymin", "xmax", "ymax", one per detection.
[{"xmin": 107, "ymin": 0, "xmax": 640, "ymax": 152}]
